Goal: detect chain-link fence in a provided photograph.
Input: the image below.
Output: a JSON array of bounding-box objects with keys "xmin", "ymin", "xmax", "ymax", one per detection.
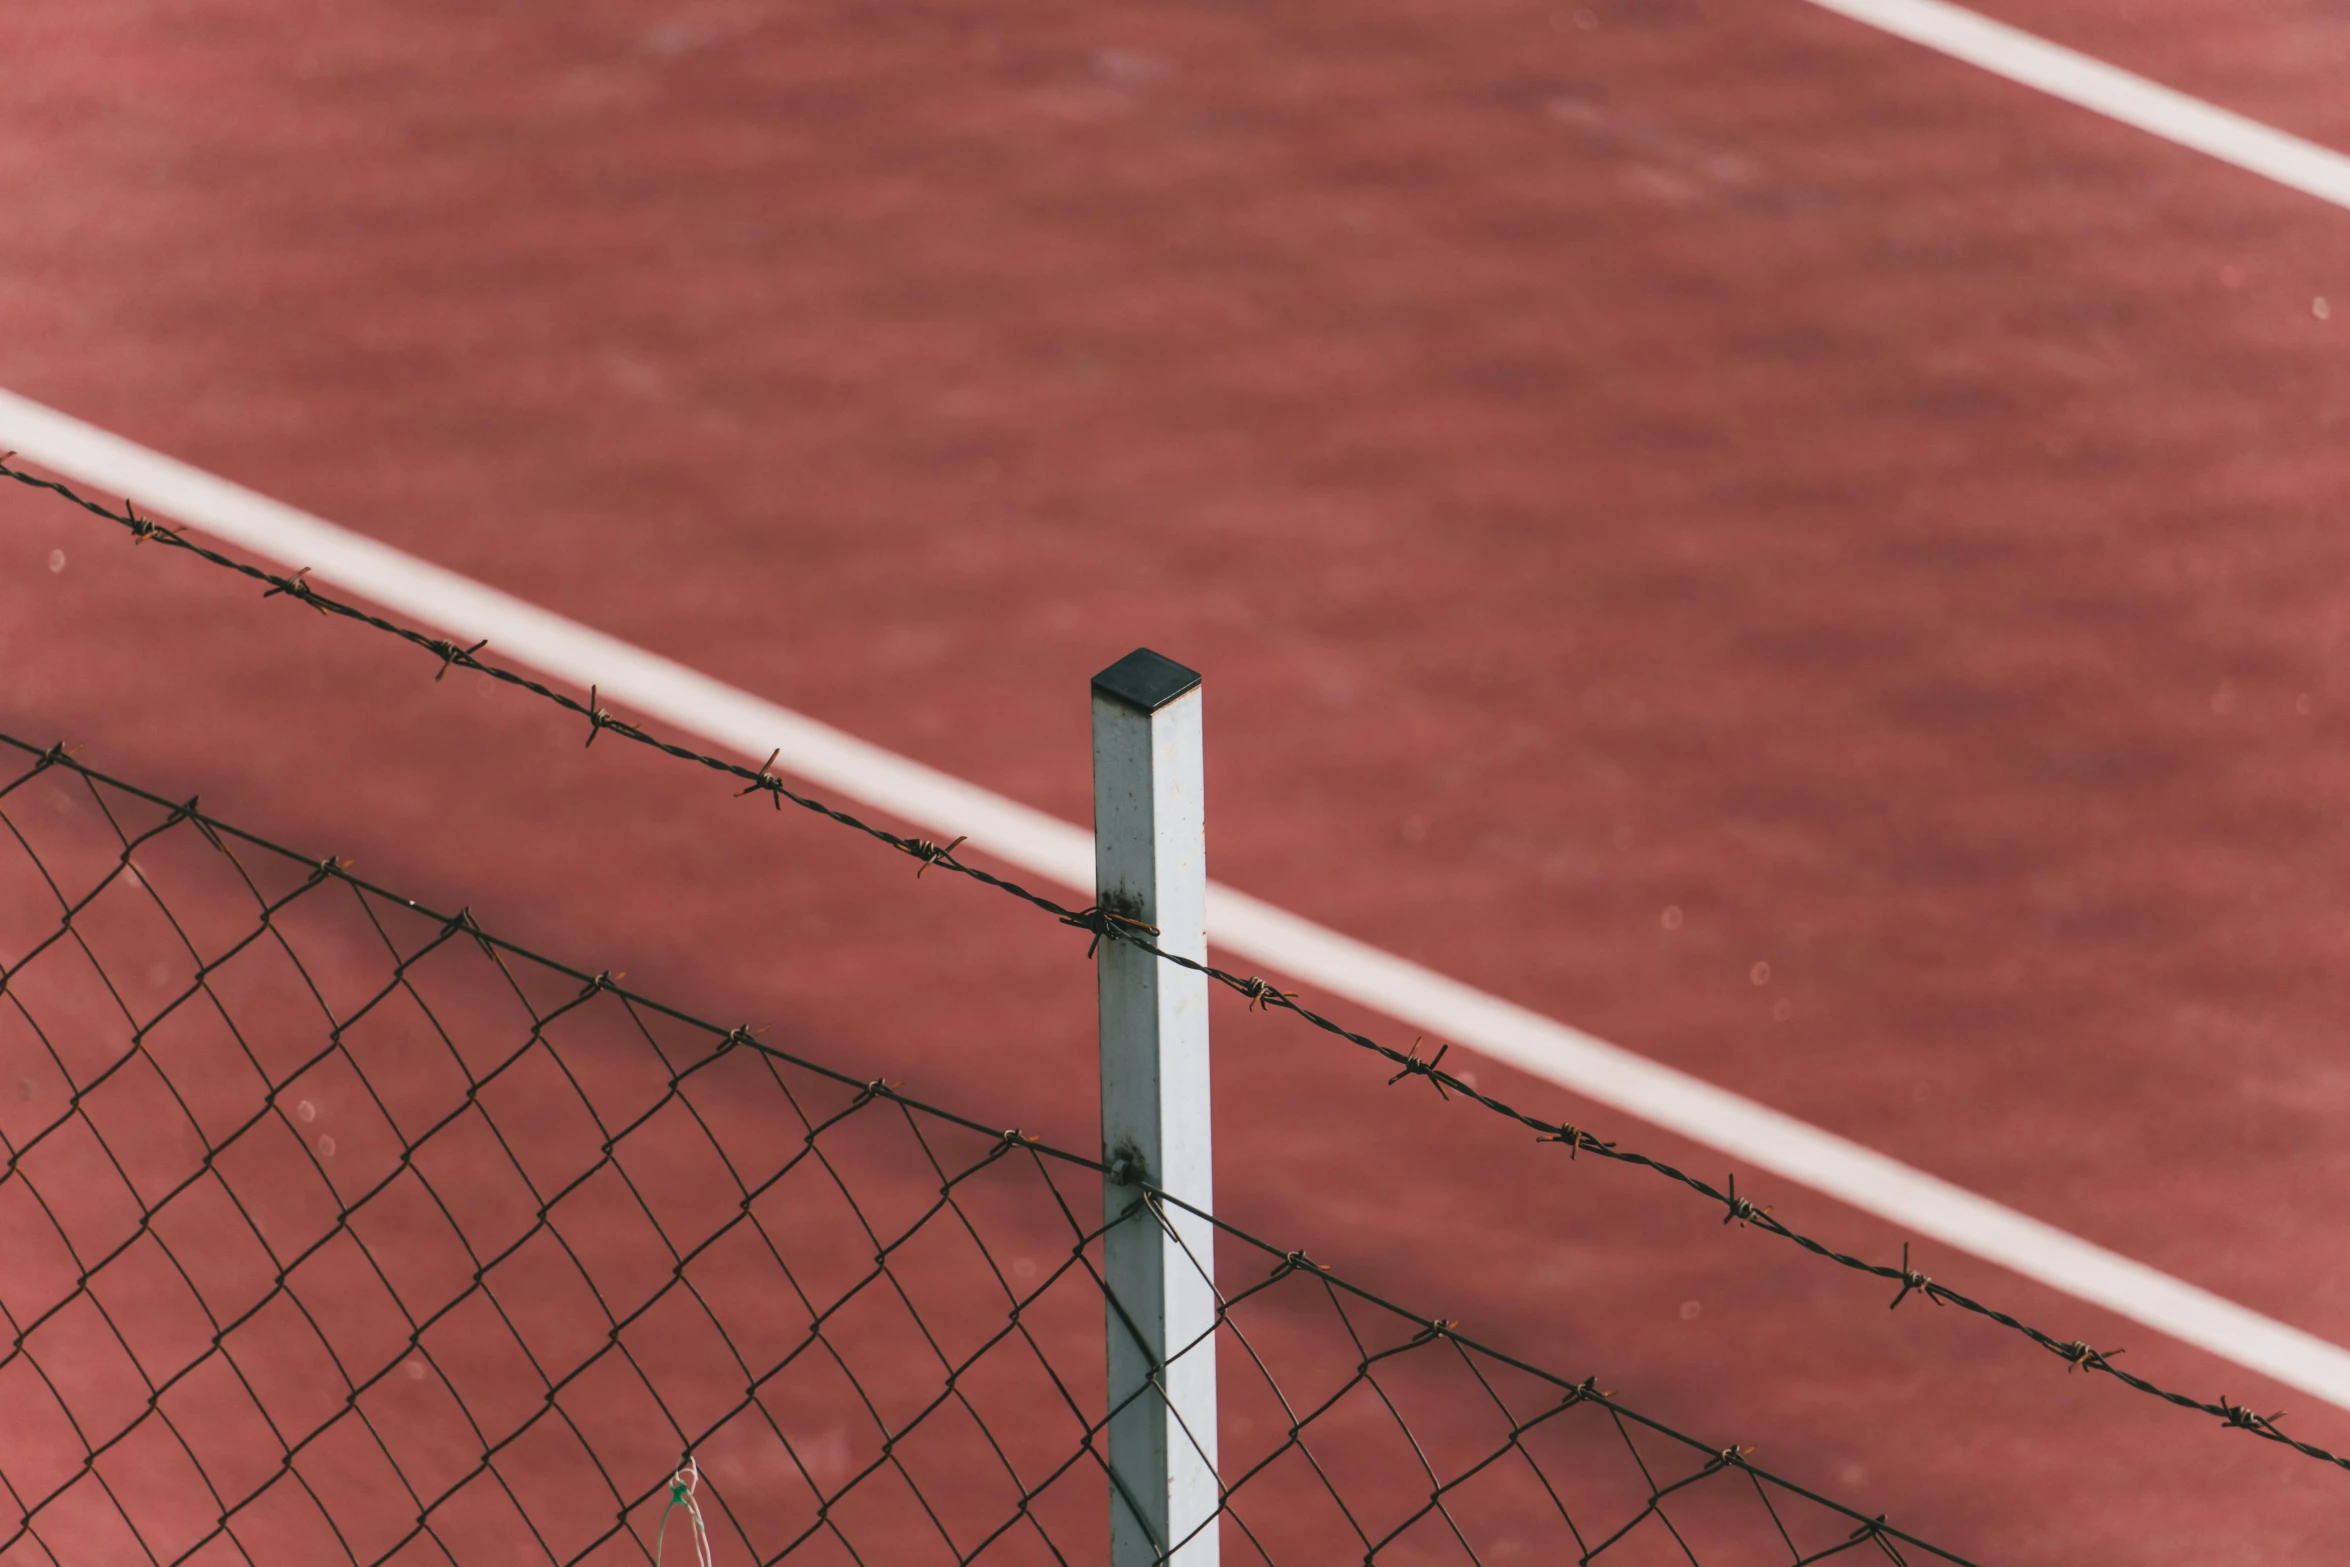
[
  {"xmin": 2, "ymin": 459, "xmax": 2331, "ymax": 1480},
  {"xmin": 0, "ymin": 735, "xmax": 1972, "ymax": 1565}
]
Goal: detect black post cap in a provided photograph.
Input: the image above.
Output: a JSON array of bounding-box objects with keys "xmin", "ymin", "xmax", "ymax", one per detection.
[{"xmin": 1092, "ymin": 648, "xmax": 1202, "ymax": 713}]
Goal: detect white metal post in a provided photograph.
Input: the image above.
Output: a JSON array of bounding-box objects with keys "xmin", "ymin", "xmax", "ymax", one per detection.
[{"xmin": 1092, "ymin": 648, "xmax": 1219, "ymax": 1567}]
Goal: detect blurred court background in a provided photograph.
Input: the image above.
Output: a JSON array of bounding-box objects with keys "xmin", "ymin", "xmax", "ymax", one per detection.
[{"xmin": 4, "ymin": 0, "xmax": 2350, "ymax": 1560}]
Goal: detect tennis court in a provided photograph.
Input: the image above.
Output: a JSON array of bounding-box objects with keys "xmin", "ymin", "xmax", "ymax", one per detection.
[{"xmin": 3, "ymin": 0, "xmax": 2349, "ymax": 1561}]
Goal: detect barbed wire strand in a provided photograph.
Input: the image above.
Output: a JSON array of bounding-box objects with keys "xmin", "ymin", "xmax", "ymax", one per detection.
[{"xmin": 3, "ymin": 457, "xmax": 2340, "ymax": 1476}]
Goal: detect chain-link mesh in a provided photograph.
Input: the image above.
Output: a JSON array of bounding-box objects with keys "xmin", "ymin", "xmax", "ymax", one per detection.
[{"xmin": 0, "ymin": 734, "xmax": 1971, "ymax": 1566}]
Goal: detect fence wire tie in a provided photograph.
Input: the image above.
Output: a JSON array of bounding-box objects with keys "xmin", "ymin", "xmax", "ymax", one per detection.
[
  {"xmin": 906, "ymin": 835, "xmax": 967, "ymax": 878},
  {"xmin": 261, "ymin": 566, "xmax": 329, "ymax": 614},
  {"xmin": 1888, "ymin": 1244, "xmax": 1941, "ymax": 1311},
  {"xmin": 428, "ymin": 637, "xmax": 488, "ymax": 681},
  {"xmin": 736, "ymin": 748, "xmax": 787, "ymax": 809},
  {"xmin": 582, "ymin": 685, "xmax": 614, "ymax": 747},
  {"xmin": 2057, "ymin": 1341, "xmax": 2123, "ymax": 1375},
  {"xmin": 652, "ymin": 1456, "xmax": 714, "ymax": 1567},
  {"xmin": 1272, "ymin": 1250, "xmax": 1329, "ymax": 1279},
  {"xmin": 1386, "ymin": 1036, "xmax": 1451, "ymax": 1099},
  {"xmin": 1064, "ymin": 905, "xmax": 1160, "ymax": 958},
  {"xmin": 717, "ymin": 1025, "xmax": 759, "ymax": 1055},
  {"xmin": 1719, "ymin": 1173, "xmax": 1770, "ymax": 1228},
  {"xmin": 1238, "ymin": 976, "xmax": 1295, "ymax": 1012},
  {"xmin": 1409, "ymin": 1318, "xmax": 1461, "ymax": 1347},
  {"xmin": 441, "ymin": 907, "xmax": 496, "ymax": 958}
]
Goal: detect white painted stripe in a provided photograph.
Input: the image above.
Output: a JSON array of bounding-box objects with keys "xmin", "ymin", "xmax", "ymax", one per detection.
[
  {"xmin": 7, "ymin": 384, "xmax": 2348, "ymax": 1414},
  {"xmin": 1801, "ymin": 0, "xmax": 2350, "ymax": 211}
]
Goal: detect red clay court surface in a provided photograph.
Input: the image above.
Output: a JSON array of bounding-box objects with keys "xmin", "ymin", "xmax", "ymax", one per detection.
[{"xmin": 4, "ymin": 0, "xmax": 2350, "ymax": 1560}]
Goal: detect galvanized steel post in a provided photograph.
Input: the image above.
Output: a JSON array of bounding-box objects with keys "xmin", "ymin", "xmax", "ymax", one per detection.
[{"xmin": 1092, "ymin": 648, "xmax": 1219, "ymax": 1567}]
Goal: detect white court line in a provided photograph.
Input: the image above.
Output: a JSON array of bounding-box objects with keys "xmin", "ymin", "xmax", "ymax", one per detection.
[
  {"xmin": 7, "ymin": 384, "xmax": 2350, "ymax": 1416},
  {"xmin": 1803, "ymin": 0, "xmax": 2350, "ymax": 210}
]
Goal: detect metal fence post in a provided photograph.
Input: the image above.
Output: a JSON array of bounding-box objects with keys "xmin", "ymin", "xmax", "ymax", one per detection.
[{"xmin": 1092, "ymin": 648, "xmax": 1219, "ymax": 1567}]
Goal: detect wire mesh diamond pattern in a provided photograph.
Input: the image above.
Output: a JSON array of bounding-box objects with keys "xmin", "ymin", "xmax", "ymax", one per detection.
[{"xmin": 0, "ymin": 736, "xmax": 1970, "ymax": 1567}]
